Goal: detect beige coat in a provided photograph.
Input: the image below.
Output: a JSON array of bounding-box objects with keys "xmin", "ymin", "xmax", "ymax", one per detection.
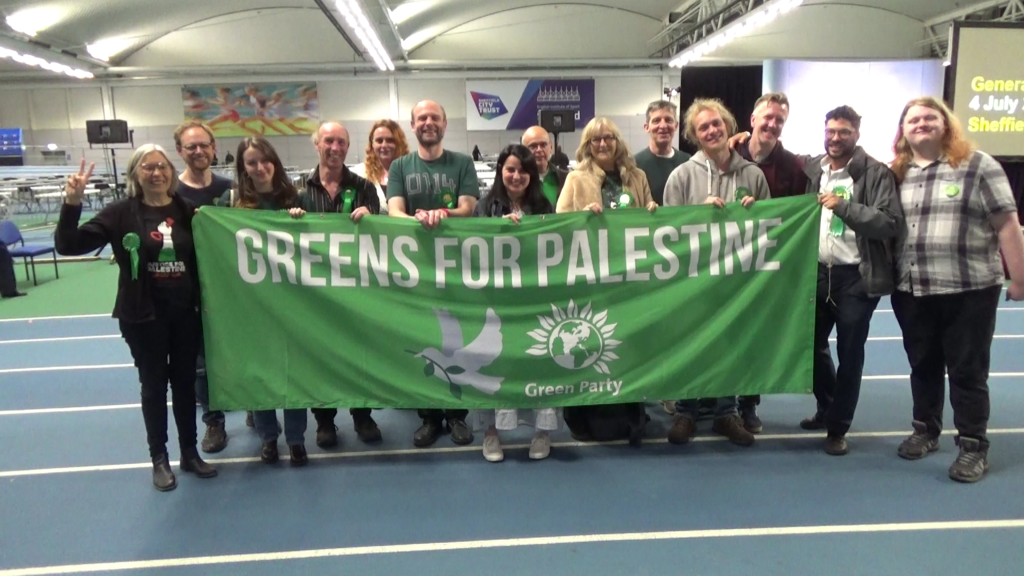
[{"xmin": 555, "ymin": 161, "xmax": 654, "ymax": 213}]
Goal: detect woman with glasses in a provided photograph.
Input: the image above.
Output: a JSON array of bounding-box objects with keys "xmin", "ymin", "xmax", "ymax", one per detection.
[
  {"xmin": 350, "ymin": 119, "xmax": 411, "ymax": 215},
  {"xmin": 55, "ymin": 148, "xmax": 217, "ymax": 492}
]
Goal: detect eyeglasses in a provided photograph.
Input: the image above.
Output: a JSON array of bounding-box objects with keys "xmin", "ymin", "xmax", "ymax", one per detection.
[
  {"xmin": 825, "ymin": 129, "xmax": 855, "ymax": 138},
  {"xmin": 139, "ymin": 162, "xmax": 172, "ymax": 174},
  {"xmin": 526, "ymin": 142, "xmax": 550, "ymax": 151},
  {"xmin": 589, "ymin": 135, "xmax": 615, "ymax": 146}
]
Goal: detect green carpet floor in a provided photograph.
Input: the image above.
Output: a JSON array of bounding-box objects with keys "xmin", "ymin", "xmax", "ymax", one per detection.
[{"xmin": 0, "ymin": 259, "xmax": 117, "ymax": 319}]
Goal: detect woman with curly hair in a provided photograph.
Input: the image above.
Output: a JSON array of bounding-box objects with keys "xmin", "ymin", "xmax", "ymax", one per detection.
[{"xmin": 350, "ymin": 119, "xmax": 410, "ymax": 215}]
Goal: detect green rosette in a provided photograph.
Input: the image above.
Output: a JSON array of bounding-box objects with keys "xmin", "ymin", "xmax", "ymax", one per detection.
[
  {"xmin": 122, "ymin": 232, "xmax": 141, "ymax": 281},
  {"xmin": 617, "ymin": 191, "xmax": 632, "ymax": 209},
  {"xmin": 342, "ymin": 187, "xmax": 356, "ymax": 214}
]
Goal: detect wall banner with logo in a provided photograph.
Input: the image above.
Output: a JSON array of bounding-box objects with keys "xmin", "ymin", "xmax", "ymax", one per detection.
[
  {"xmin": 194, "ymin": 196, "xmax": 819, "ymax": 410},
  {"xmin": 465, "ymin": 79, "xmax": 595, "ymax": 131}
]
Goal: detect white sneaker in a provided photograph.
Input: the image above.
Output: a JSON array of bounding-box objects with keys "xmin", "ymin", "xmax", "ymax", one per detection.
[
  {"xmin": 482, "ymin": 434, "xmax": 503, "ymax": 462},
  {"xmin": 662, "ymin": 400, "xmax": 676, "ymax": 415},
  {"xmin": 529, "ymin": 432, "xmax": 551, "ymax": 460}
]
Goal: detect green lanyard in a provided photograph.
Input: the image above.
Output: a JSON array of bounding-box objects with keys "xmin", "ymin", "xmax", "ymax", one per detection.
[
  {"xmin": 828, "ymin": 186, "xmax": 850, "ymax": 236},
  {"xmin": 342, "ymin": 187, "xmax": 355, "ymax": 214}
]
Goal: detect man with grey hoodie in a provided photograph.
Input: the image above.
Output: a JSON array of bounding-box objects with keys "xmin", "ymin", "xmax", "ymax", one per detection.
[
  {"xmin": 797, "ymin": 105, "xmax": 900, "ymax": 456},
  {"xmin": 663, "ymin": 98, "xmax": 769, "ymax": 447}
]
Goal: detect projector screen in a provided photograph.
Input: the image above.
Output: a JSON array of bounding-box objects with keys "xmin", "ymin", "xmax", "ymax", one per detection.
[
  {"xmin": 763, "ymin": 59, "xmax": 945, "ymax": 163},
  {"xmin": 951, "ymin": 23, "xmax": 1024, "ymax": 158}
]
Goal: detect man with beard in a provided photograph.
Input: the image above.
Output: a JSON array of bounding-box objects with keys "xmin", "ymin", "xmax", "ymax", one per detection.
[
  {"xmin": 634, "ymin": 100, "xmax": 690, "ymax": 206},
  {"xmin": 799, "ymin": 105, "xmax": 901, "ymax": 455},
  {"xmin": 521, "ymin": 126, "xmax": 568, "ymax": 205},
  {"xmin": 387, "ymin": 99, "xmax": 479, "ymax": 448},
  {"xmin": 304, "ymin": 120, "xmax": 384, "ymax": 449},
  {"xmin": 174, "ymin": 121, "xmax": 233, "ymax": 453}
]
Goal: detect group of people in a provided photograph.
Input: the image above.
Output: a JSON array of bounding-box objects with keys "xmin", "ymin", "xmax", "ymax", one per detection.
[{"xmin": 52, "ymin": 92, "xmax": 1023, "ymax": 491}]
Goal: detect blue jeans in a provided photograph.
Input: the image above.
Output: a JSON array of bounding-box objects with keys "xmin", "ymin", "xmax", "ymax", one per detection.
[
  {"xmin": 254, "ymin": 410, "xmax": 307, "ymax": 446},
  {"xmin": 676, "ymin": 396, "xmax": 737, "ymax": 420}
]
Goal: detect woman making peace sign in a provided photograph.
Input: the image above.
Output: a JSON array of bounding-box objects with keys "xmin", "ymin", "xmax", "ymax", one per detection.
[{"xmin": 55, "ymin": 148, "xmax": 217, "ymax": 492}]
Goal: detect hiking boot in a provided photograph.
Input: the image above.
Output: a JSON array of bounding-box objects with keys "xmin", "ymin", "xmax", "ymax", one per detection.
[
  {"xmin": 897, "ymin": 420, "xmax": 939, "ymax": 460},
  {"xmin": 712, "ymin": 414, "xmax": 755, "ymax": 446},
  {"xmin": 201, "ymin": 421, "xmax": 227, "ymax": 453},
  {"xmin": 448, "ymin": 418, "xmax": 474, "ymax": 445},
  {"xmin": 315, "ymin": 424, "xmax": 339, "ymax": 449},
  {"xmin": 800, "ymin": 413, "xmax": 826, "ymax": 430},
  {"xmin": 824, "ymin": 434, "xmax": 848, "ymax": 456},
  {"xmin": 151, "ymin": 453, "xmax": 176, "ymax": 492},
  {"xmin": 667, "ymin": 415, "xmax": 696, "ymax": 445},
  {"xmin": 245, "ymin": 411, "xmax": 255, "ymax": 427},
  {"xmin": 180, "ymin": 447, "xmax": 218, "ymax": 478},
  {"xmin": 483, "ymin": 434, "xmax": 503, "ymax": 462},
  {"xmin": 741, "ymin": 407, "xmax": 763, "ymax": 434},
  {"xmin": 413, "ymin": 419, "xmax": 442, "ymax": 447},
  {"xmin": 260, "ymin": 441, "xmax": 279, "ymax": 464},
  {"xmin": 948, "ymin": 437, "xmax": 989, "ymax": 483},
  {"xmin": 289, "ymin": 444, "xmax": 308, "ymax": 467},
  {"xmin": 353, "ymin": 414, "xmax": 382, "ymax": 443}
]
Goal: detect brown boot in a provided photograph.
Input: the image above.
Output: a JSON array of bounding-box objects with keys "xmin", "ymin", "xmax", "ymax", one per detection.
[
  {"xmin": 667, "ymin": 415, "xmax": 696, "ymax": 445},
  {"xmin": 712, "ymin": 414, "xmax": 755, "ymax": 446}
]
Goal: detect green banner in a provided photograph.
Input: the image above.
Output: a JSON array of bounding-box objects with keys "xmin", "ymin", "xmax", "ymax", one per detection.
[{"xmin": 193, "ymin": 195, "xmax": 820, "ymax": 410}]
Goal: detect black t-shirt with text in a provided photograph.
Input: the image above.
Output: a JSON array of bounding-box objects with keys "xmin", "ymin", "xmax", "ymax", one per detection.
[{"xmin": 140, "ymin": 202, "xmax": 192, "ymax": 307}]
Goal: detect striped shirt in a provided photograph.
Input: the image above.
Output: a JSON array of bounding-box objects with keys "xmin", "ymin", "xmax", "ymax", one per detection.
[
  {"xmin": 896, "ymin": 150, "xmax": 1016, "ymax": 296},
  {"xmin": 301, "ymin": 165, "xmax": 380, "ymax": 214}
]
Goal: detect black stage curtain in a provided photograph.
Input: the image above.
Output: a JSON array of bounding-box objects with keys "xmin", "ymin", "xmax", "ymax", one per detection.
[{"xmin": 677, "ymin": 65, "xmax": 764, "ymax": 155}]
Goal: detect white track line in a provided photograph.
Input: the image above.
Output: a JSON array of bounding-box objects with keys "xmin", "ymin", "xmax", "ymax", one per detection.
[
  {"xmin": 0, "ymin": 313, "xmax": 110, "ymax": 323},
  {"xmin": 2, "ymin": 428, "xmax": 1023, "ymax": 478},
  {"xmin": 0, "ymin": 364, "xmax": 133, "ymax": 375},
  {"xmin": 0, "ymin": 335, "xmax": 120, "ymax": 345},
  {"xmin": 876, "ymin": 308, "xmax": 1024, "ymax": 313},
  {"xmin": 2, "ymin": 519, "xmax": 1023, "ymax": 575},
  {"xmin": 829, "ymin": 335, "xmax": 1024, "ymax": 343},
  {"xmin": 0, "ymin": 403, "xmax": 151, "ymax": 416}
]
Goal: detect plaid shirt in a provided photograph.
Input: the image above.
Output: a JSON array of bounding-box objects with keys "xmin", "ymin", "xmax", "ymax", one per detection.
[{"xmin": 896, "ymin": 151, "xmax": 1017, "ymax": 296}]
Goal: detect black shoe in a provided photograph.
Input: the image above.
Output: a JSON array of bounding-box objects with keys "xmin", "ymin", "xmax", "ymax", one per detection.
[
  {"xmin": 316, "ymin": 424, "xmax": 339, "ymax": 449},
  {"xmin": 800, "ymin": 413, "xmax": 826, "ymax": 430},
  {"xmin": 824, "ymin": 435, "xmax": 848, "ymax": 456},
  {"xmin": 245, "ymin": 411, "xmax": 255, "ymax": 428},
  {"xmin": 413, "ymin": 419, "xmax": 443, "ymax": 447},
  {"xmin": 152, "ymin": 453, "xmax": 177, "ymax": 491},
  {"xmin": 1, "ymin": 291, "xmax": 26, "ymax": 298},
  {"xmin": 260, "ymin": 441, "xmax": 279, "ymax": 464},
  {"xmin": 448, "ymin": 419, "xmax": 473, "ymax": 445},
  {"xmin": 180, "ymin": 447, "xmax": 218, "ymax": 478},
  {"xmin": 353, "ymin": 415, "xmax": 382, "ymax": 443},
  {"xmin": 949, "ymin": 437, "xmax": 989, "ymax": 483},
  {"xmin": 897, "ymin": 420, "xmax": 940, "ymax": 460},
  {"xmin": 741, "ymin": 407, "xmax": 763, "ymax": 434},
  {"xmin": 201, "ymin": 422, "xmax": 228, "ymax": 453},
  {"xmin": 289, "ymin": 444, "xmax": 308, "ymax": 467}
]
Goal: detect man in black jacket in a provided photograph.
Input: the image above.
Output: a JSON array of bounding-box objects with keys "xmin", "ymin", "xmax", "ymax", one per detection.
[
  {"xmin": 303, "ymin": 121, "xmax": 383, "ymax": 448},
  {"xmin": 522, "ymin": 126, "xmax": 567, "ymax": 206},
  {"xmin": 799, "ymin": 105, "xmax": 902, "ymax": 455}
]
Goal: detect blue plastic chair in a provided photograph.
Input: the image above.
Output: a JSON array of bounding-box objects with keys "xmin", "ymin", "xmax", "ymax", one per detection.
[{"xmin": 0, "ymin": 220, "xmax": 58, "ymax": 286}]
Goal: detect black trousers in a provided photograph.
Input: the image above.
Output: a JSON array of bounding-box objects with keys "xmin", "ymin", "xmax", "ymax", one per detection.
[
  {"xmin": 891, "ymin": 286, "xmax": 1001, "ymax": 442},
  {"xmin": 418, "ymin": 409, "xmax": 469, "ymax": 423},
  {"xmin": 312, "ymin": 407, "xmax": 373, "ymax": 427},
  {"xmin": 0, "ymin": 240, "xmax": 19, "ymax": 297},
  {"xmin": 812, "ymin": 264, "xmax": 880, "ymax": 436},
  {"xmin": 120, "ymin": 304, "xmax": 201, "ymax": 458}
]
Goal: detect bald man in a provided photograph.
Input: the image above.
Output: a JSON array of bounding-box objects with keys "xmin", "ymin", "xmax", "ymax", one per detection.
[
  {"xmin": 304, "ymin": 120, "xmax": 383, "ymax": 449},
  {"xmin": 522, "ymin": 126, "xmax": 569, "ymax": 205},
  {"xmin": 386, "ymin": 100, "xmax": 479, "ymax": 448}
]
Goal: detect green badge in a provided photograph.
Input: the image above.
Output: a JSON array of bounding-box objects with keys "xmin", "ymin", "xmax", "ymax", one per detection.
[
  {"xmin": 122, "ymin": 232, "xmax": 141, "ymax": 281},
  {"xmin": 945, "ymin": 184, "xmax": 961, "ymax": 198},
  {"xmin": 440, "ymin": 192, "xmax": 455, "ymax": 209},
  {"xmin": 736, "ymin": 186, "xmax": 752, "ymax": 200},
  {"xmin": 616, "ymin": 191, "xmax": 632, "ymax": 209},
  {"xmin": 828, "ymin": 186, "xmax": 850, "ymax": 237},
  {"xmin": 342, "ymin": 187, "xmax": 356, "ymax": 214}
]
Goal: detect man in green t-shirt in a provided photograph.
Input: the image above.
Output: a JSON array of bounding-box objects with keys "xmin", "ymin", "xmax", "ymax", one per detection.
[
  {"xmin": 386, "ymin": 99, "xmax": 479, "ymax": 448},
  {"xmin": 521, "ymin": 126, "xmax": 568, "ymax": 206},
  {"xmin": 634, "ymin": 100, "xmax": 690, "ymax": 206}
]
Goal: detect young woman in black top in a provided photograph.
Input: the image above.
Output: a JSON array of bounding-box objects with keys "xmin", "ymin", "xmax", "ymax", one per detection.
[{"xmin": 56, "ymin": 148, "xmax": 217, "ymax": 492}]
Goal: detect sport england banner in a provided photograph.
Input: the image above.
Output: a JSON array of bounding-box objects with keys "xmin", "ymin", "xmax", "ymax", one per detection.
[
  {"xmin": 193, "ymin": 196, "xmax": 819, "ymax": 411},
  {"xmin": 182, "ymin": 83, "xmax": 319, "ymax": 137},
  {"xmin": 466, "ymin": 79, "xmax": 595, "ymax": 131}
]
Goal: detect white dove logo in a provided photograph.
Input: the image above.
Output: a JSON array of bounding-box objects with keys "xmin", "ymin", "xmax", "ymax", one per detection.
[{"xmin": 413, "ymin": 308, "xmax": 504, "ymax": 399}]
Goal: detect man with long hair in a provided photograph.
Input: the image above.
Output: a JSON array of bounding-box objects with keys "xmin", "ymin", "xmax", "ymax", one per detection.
[
  {"xmin": 387, "ymin": 100, "xmax": 479, "ymax": 448},
  {"xmin": 890, "ymin": 96, "xmax": 1024, "ymax": 483}
]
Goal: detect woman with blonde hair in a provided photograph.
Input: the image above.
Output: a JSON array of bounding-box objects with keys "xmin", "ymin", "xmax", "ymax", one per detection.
[
  {"xmin": 350, "ymin": 119, "xmax": 411, "ymax": 215},
  {"xmin": 55, "ymin": 148, "xmax": 217, "ymax": 491},
  {"xmin": 889, "ymin": 96, "xmax": 1024, "ymax": 483},
  {"xmin": 556, "ymin": 117, "xmax": 657, "ymax": 214}
]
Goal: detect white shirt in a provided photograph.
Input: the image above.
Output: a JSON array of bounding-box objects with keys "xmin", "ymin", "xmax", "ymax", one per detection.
[
  {"xmin": 818, "ymin": 158, "xmax": 860, "ymax": 265},
  {"xmin": 350, "ymin": 162, "xmax": 389, "ymax": 215}
]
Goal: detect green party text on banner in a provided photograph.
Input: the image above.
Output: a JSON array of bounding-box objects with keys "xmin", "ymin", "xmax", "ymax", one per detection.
[{"xmin": 193, "ymin": 195, "xmax": 819, "ymax": 411}]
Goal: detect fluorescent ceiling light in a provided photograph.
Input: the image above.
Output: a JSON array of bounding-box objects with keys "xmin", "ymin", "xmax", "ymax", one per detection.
[
  {"xmin": 0, "ymin": 46, "xmax": 93, "ymax": 78},
  {"xmin": 86, "ymin": 38, "xmax": 133, "ymax": 62},
  {"xmin": 669, "ymin": 0, "xmax": 804, "ymax": 67},
  {"xmin": 390, "ymin": 1, "xmax": 431, "ymax": 25},
  {"xmin": 5, "ymin": 7, "xmax": 61, "ymax": 37},
  {"xmin": 335, "ymin": 0, "xmax": 394, "ymax": 71}
]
